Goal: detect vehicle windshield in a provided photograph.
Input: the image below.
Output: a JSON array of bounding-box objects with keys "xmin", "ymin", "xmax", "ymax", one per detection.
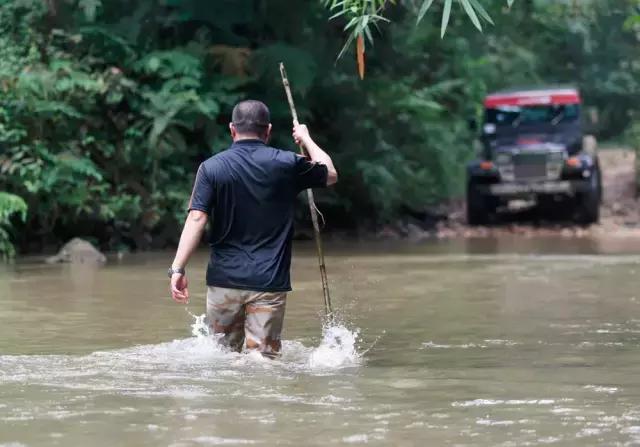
[{"xmin": 485, "ymin": 104, "xmax": 580, "ymax": 127}]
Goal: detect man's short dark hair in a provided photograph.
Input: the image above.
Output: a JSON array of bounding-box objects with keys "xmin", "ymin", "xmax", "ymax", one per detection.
[{"xmin": 232, "ymin": 100, "xmax": 270, "ymax": 137}]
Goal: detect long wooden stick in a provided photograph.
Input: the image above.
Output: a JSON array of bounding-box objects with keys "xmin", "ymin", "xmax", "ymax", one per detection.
[{"xmin": 279, "ymin": 62, "xmax": 333, "ymax": 319}]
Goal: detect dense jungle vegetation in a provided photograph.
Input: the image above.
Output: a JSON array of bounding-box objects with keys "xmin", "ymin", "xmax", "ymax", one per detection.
[{"xmin": 1, "ymin": 0, "xmax": 639, "ymax": 255}]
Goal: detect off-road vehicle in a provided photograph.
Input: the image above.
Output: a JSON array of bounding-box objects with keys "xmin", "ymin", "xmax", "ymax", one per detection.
[{"xmin": 467, "ymin": 87, "xmax": 601, "ymax": 225}]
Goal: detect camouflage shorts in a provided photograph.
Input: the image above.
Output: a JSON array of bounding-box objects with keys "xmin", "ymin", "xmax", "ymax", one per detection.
[{"xmin": 206, "ymin": 286, "xmax": 287, "ymax": 358}]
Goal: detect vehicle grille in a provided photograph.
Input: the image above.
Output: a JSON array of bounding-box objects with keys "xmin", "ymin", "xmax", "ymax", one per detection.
[{"xmin": 513, "ymin": 153, "xmax": 548, "ymax": 180}]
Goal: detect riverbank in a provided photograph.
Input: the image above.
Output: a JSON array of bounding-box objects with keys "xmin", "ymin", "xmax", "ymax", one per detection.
[{"xmin": 13, "ymin": 148, "xmax": 640, "ymax": 260}]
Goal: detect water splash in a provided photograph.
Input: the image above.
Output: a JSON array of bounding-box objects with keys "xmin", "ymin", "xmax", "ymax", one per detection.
[
  {"xmin": 307, "ymin": 323, "xmax": 361, "ymax": 370},
  {"xmin": 0, "ymin": 312, "xmax": 364, "ymax": 390},
  {"xmin": 182, "ymin": 311, "xmax": 362, "ymax": 371},
  {"xmin": 187, "ymin": 310, "xmax": 210, "ymax": 338}
]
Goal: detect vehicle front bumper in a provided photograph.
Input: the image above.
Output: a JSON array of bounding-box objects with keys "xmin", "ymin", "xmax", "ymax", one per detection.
[{"xmin": 479, "ymin": 180, "xmax": 591, "ymax": 197}]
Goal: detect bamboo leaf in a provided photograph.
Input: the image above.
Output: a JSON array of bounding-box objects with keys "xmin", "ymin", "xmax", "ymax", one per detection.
[
  {"xmin": 327, "ymin": 1, "xmax": 349, "ymax": 19},
  {"xmin": 361, "ymin": 15, "xmax": 369, "ymax": 32},
  {"xmin": 364, "ymin": 24, "xmax": 374, "ymax": 44},
  {"xmin": 329, "ymin": 10, "xmax": 348, "ymax": 20},
  {"xmin": 336, "ymin": 31, "xmax": 356, "ymax": 61},
  {"xmin": 369, "ymin": 0, "xmax": 378, "ymax": 14},
  {"xmin": 468, "ymin": 0, "xmax": 494, "ymax": 24},
  {"xmin": 343, "ymin": 16, "xmax": 359, "ymax": 31},
  {"xmin": 459, "ymin": 0, "xmax": 482, "ymax": 32},
  {"xmin": 416, "ymin": 0, "xmax": 435, "ymax": 24},
  {"xmin": 323, "ymin": 0, "xmax": 345, "ymax": 10},
  {"xmin": 369, "ymin": 14, "xmax": 390, "ymax": 23},
  {"xmin": 441, "ymin": 0, "xmax": 452, "ymax": 38}
]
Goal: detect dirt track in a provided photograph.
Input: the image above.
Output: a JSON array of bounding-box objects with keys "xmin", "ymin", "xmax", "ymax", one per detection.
[
  {"xmin": 432, "ymin": 148, "xmax": 640, "ymax": 239},
  {"xmin": 600, "ymin": 149, "xmax": 636, "ymax": 215}
]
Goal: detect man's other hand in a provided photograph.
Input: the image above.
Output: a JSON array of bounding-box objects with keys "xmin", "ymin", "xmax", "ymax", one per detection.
[
  {"xmin": 292, "ymin": 121, "xmax": 311, "ymax": 146},
  {"xmin": 170, "ymin": 273, "xmax": 189, "ymax": 304}
]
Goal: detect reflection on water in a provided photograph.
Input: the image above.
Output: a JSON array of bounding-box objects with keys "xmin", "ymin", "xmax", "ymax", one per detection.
[{"xmin": 1, "ymin": 238, "xmax": 640, "ymax": 446}]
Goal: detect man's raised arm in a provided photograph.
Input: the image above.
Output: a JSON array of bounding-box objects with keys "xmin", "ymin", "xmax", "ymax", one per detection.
[{"xmin": 292, "ymin": 122, "xmax": 338, "ymax": 186}]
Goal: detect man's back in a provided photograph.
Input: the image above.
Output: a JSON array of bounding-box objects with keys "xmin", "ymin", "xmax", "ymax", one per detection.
[
  {"xmin": 189, "ymin": 139, "xmax": 327, "ymax": 292},
  {"xmin": 169, "ymin": 99, "xmax": 337, "ymax": 358}
]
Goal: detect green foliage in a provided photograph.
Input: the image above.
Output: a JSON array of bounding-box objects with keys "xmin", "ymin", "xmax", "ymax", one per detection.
[
  {"xmin": 323, "ymin": 0, "xmax": 390, "ymax": 58},
  {"xmin": 502, "ymin": 0, "xmax": 640, "ymax": 139},
  {"xmin": 0, "ymin": 193, "xmax": 27, "ymax": 259},
  {"xmin": 0, "ymin": 0, "xmax": 241, "ymax": 251},
  {"xmin": 306, "ymin": 19, "xmax": 485, "ymax": 220},
  {"xmin": 324, "ymin": 0, "xmax": 511, "ymax": 57},
  {"xmin": 0, "ymin": 0, "xmax": 639, "ymax": 253}
]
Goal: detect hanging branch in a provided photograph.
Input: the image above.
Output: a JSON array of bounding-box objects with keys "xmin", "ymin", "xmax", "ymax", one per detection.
[{"xmin": 322, "ymin": 0, "xmax": 515, "ymax": 78}]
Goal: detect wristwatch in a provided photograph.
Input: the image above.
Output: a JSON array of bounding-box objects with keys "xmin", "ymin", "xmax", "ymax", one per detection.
[{"xmin": 167, "ymin": 267, "xmax": 186, "ymax": 278}]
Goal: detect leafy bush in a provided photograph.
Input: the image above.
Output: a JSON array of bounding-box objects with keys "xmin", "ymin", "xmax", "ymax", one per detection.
[
  {"xmin": 0, "ymin": 193, "xmax": 27, "ymax": 259},
  {"xmin": 0, "ymin": 0, "xmax": 240, "ymax": 253}
]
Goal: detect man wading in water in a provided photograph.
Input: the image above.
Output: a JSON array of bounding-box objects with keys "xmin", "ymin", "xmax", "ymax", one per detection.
[{"xmin": 168, "ymin": 100, "xmax": 338, "ymax": 358}]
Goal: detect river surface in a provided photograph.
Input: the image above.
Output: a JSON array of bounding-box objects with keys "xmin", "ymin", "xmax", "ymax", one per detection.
[{"xmin": 1, "ymin": 236, "xmax": 640, "ymax": 446}]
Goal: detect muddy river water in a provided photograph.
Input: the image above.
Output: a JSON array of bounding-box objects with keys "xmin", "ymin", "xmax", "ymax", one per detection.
[{"xmin": 1, "ymin": 236, "xmax": 640, "ymax": 446}]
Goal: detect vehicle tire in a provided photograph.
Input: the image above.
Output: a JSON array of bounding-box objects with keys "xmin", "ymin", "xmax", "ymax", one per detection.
[
  {"xmin": 575, "ymin": 167, "xmax": 601, "ymax": 225},
  {"xmin": 466, "ymin": 180, "xmax": 493, "ymax": 226}
]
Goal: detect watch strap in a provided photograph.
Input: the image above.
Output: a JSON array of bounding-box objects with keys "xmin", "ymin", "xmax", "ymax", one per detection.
[{"xmin": 168, "ymin": 267, "xmax": 186, "ymax": 277}]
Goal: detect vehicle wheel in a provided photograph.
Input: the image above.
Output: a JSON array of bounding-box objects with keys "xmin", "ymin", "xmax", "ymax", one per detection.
[
  {"xmin": 466, "ymin": 180, "xmax": 494, "ymax": 226},
  {"xmin": 576, "ymin": 168, "xmax": 601, "ymax": 225}
]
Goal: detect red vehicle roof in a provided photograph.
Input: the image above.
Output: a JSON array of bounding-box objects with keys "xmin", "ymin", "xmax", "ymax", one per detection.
[{"xmin": 484, "ymin": 88, "xmax": 581, "ymax": 108}]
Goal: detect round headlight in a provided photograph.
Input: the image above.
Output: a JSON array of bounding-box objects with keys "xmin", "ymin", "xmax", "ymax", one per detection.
[{"xmin": 483, "ymin": 123, "xmax": 496, "ymax": 134}]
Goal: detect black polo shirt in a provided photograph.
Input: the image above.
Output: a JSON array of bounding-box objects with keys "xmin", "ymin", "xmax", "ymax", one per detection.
[{"xmin": 188, "ymin": 139, "xmax": 329, "ymax": 292}]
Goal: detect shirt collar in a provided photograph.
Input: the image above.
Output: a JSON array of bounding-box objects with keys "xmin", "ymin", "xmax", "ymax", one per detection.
[{"xmin": 232, "ymin": 138, "xmax": 265, "ymax": 146}]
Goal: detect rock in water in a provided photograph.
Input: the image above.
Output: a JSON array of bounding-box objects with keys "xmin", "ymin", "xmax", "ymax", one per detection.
[{"xmin": 45, "ymin": 238, "xmax": 107, "ymax": 264}]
